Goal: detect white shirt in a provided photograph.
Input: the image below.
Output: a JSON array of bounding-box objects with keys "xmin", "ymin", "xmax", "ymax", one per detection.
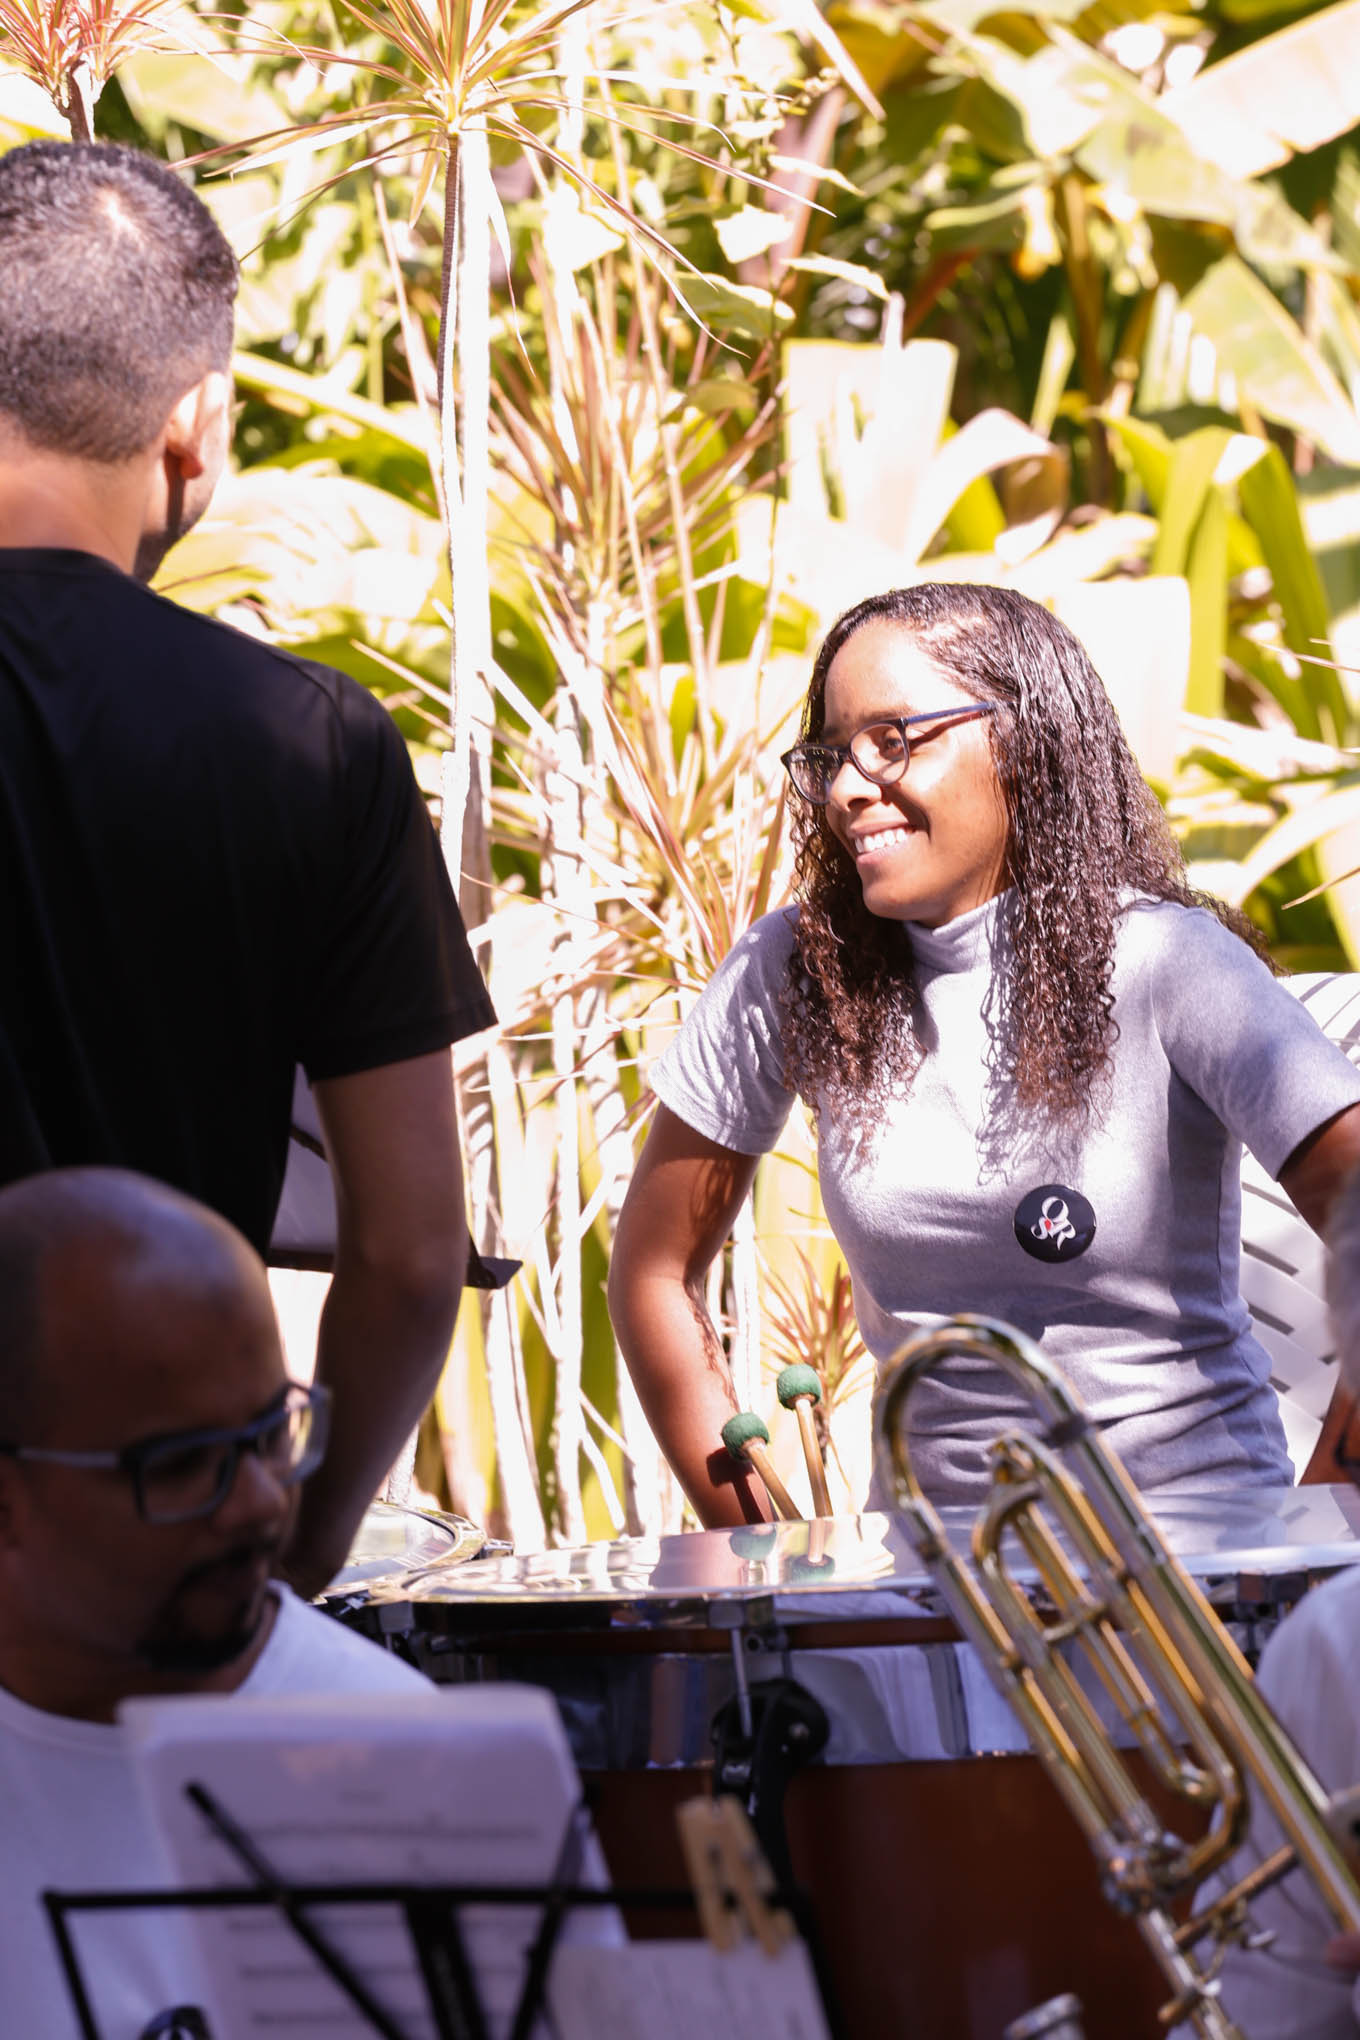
[
  {"xmin": 0, "ymin": 1588, "xmax": 426, "ymax": 2040},
  {"xmin": 1213, "ymin": 1564, "xmax": 1360, "ymax": 2036}
]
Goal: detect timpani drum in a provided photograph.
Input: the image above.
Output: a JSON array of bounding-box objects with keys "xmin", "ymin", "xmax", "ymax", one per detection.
[
  {"xmin": 325, "ymin": 1486, "xmax": 1360, "ymax": 2040},
  {"xmin": 325, "ymin": 1498, "xmax": 507, "ymax": 1593}
]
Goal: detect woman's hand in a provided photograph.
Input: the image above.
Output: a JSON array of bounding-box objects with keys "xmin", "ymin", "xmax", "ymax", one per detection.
[{"xmin": 608, "ymin": 1106, "xmax": 771, "ymax": 1527}]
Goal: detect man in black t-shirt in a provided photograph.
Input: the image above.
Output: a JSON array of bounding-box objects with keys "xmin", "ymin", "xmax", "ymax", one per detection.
[{"xmin": 0, "ymin": 141, "xmax": 495, "ymax": 1595}]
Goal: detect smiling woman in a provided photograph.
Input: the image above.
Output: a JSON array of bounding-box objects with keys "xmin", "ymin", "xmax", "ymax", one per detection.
[{"xmin": 607, "ymin": 583, "xmax": 1360, "ymax": 1526}]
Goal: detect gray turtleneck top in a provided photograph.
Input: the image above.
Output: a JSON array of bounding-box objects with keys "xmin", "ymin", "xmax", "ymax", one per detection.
[{"xmin": 650, "ymin": 894, "xmax": 1360, "ymax": 1501}]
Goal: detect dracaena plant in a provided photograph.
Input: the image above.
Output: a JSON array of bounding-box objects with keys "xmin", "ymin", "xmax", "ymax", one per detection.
[
  {"xmin": 182, "ymin": 0, "xmax": 783, "ymax": 1541},
  {"xmin": 0, "ymin": 0, "xmax": 177, "ymax": 138},
  {"xmin": 200, "ymin": 0, "xmax": 765, "ymax": 867}
]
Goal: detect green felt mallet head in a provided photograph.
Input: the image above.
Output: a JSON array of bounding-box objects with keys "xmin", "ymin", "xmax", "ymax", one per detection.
[
  {"xmin": 729, "ymin": 1525, "xmax": 779, "ymax": 1561},
  {"xmin": 786, "ymin": 1553, "xmax": 837, "ymax": 1582},
  {"xmin": 776, "ymin": 1364, "xmax": 822, "ymax": 1409},
  {"xmin": 721, "ymin": 1410, "xmax": 771, "ymax": 1460},
  {"xmin": 776, "ymin": 1365, "xmax": 833, "ymax": 1520},
  {"xmin": 719, "ymin": 1410, "xmax": 800, "ymax": 1520}
]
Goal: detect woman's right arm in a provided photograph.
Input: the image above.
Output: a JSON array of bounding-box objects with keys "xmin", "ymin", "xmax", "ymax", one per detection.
[{"xmin": 608, "ymin": 1103, "xmax": 770, "ymax": 1527}]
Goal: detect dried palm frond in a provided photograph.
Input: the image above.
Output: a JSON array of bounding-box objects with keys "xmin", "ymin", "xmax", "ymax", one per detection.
[{"xmin": 760, "ymin": 1244, "xmax": 870, "ymax": 1500}]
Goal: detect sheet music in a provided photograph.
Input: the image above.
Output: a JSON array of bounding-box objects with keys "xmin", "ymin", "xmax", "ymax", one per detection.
[
  {"xmin": 548, "ymin": 1938, "xmax": 835, "ymax": 2038},
  {"xmin": 123, "ymin": 1684, "xmax": 615, "ymax": 2040}
]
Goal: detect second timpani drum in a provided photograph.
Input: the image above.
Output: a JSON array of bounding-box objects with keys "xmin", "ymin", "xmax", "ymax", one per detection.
[{"xmin": 324, "ymin": 1485, "xmax": 1360, "ymax": 2039}]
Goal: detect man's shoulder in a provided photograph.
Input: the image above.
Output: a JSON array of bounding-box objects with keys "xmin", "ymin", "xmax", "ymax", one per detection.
[
  {"xmin": 248, "ymin": 1589, "xmax": 430, "ymax": 1698},
  {"xmin": 0, "ymin": 549, "xmax": 375, "ymax": 727},
  {"xmin": 136, "ymin": 582, "xmax": 368, "ymax": 718}
]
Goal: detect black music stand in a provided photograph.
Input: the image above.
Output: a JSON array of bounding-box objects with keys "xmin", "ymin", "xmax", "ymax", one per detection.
[
  {"xmin": 44, "ymin": 1783, "xmax": 842, "ymax": 2040},
  {"xmin": 269, "ymin": 1067, "xmax": 519, "ymax": 1291}
]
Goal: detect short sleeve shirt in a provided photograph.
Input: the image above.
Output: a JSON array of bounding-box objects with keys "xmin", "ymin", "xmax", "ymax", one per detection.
[
  {"xmin": 651, "ymin": 894, "xmax": 1360, "ymax": 1499},
  {"xmin": 0, "ymin": 549, "xmax": 495, "ymax": 1252},
  {"xmin": 1212, "ymin": 1565, "xmax": 1360, "ymax": 2039}
]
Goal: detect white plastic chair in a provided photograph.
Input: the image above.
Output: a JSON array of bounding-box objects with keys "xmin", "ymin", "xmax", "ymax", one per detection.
[{"xmin": 1239, "ymin": 973, "xmax": 1360, "ymax": 1473}]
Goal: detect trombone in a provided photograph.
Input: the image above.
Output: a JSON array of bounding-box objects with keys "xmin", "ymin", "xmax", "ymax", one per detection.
[{"xmin": 874, "ymin": 1314, "xmax": 1360, "ymax": 2040}]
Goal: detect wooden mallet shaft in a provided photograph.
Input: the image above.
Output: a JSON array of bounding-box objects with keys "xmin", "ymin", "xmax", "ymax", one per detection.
[
  {"xmin": 721, "ymin": 1412, "xmax": 803, "ymax": 1522},
  {"xmin": 776, "ymin": 1364, "xmax": 833, "ymax": 1517}
]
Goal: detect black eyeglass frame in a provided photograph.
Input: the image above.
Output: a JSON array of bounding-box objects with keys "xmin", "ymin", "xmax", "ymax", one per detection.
[
  {"xmin": 780, "ymin": 703, "xmax": 998, "ymax": 805},
  {"xmin": 0, "ymin": 1381, "xmax": 331, "ymax": 1524}
]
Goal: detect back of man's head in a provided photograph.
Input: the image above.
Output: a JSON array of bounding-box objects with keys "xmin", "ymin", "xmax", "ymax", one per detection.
[{"xmin": 0, "ymin": 141, "xmax": 239, "ymax": 464}]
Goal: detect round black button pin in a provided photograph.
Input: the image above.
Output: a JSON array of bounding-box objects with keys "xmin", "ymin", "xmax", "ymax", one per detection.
[{"xmin": 1014, "ymin": 1184, "xmax": 1096, "ymax": 1263}]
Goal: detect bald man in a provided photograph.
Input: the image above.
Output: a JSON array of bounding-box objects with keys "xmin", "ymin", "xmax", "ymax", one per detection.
[{"xmin": 0, "ymin": 1166, "xmax": 427, "ymax": 2040}]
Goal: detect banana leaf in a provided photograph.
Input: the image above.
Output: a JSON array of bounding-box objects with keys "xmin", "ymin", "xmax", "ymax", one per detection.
[
  {"xmin": 1183, "ymin": 258, "xmax": 1360, "ymax": 465},
  {"xmin": 1161, "ymin": 0, "xmax": 1360, "ymax": 178}
]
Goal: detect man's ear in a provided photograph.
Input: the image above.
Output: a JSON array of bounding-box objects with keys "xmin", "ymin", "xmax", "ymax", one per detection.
[{"xmin": 161, "ymin": 369, "xmax": 232, "ymax": 480}]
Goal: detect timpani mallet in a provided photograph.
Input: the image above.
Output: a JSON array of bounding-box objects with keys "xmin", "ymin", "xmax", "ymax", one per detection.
[
  {"xmin": 776, "ymin": 1364, "xmax": 833, "ymax": 1518},
  {"xmin": 721, "ymin": 1411, "xmax": 803, "ymax": 1522}
]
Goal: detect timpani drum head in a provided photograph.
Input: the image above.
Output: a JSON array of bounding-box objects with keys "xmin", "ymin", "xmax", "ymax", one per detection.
[{"xmin": 324, "ymin": 1500, "xmax": 488, "ymax": 1599}]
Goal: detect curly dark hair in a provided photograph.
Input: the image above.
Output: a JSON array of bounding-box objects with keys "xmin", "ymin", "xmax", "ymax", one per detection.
[{"xmin": 783, "ymin": 583, "xmax": 1269, "ymax": 1130}]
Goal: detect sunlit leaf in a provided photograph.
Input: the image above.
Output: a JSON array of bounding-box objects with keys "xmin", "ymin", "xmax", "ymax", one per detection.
[
  {"xmin": 1052, "ymin": 577, "xmax": 1191, "ymax": 785},
  {"xmin": 678, "ymin": 272, "xmax": 795, "ymax": 341},
  {"xmin": 1162, "ymin": 0, "xmax": 1360, "ymax": 178},
  {"xmin": 1076, "ymin": 109, "xmax": 1333, "ymax": 272},
  {"xmin": 714, "ymin": 203, "xmax": 793, "ymax": 264},
  {"xmin": 783, "ymin": 253, "xmax": 888, "ymax": 300},
  {"xmin": 1300, "ymin": 468, "xmax": 1360, "ymax": 690},
  {"xmin": 1236, "ymin": 443, "xmax": 1347, "ymax": 745},
  {"xmin": 0, "ymin": 56, "xmax": 66, "ymax": 137},
  {"xmin": 117, "ymin": 44, "xmax": 281, "ymax": 144},
  {"xmin": 901, "ymin": 405, "xmax": 1065, "ymax": 560},
  {"xmin": 1183, "ymin": 258, "xmax": 1360, "ymax": 466},
  {"xmin": 1220, "ymin": 778, "xmax": 1360, "ymax": 906},
  {"xmin": 233, "ymin": 351, "xmax": 433, "ymax": 458},
  {"xmin": 1149, "ymin": 426, "xmax": 1229, "ymax": 577}
]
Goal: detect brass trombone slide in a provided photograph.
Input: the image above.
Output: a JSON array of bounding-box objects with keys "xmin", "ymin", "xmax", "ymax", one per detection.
[{"xmin": 874, "ymin": 1314, "xmax": 1360, "ymax": 2040}]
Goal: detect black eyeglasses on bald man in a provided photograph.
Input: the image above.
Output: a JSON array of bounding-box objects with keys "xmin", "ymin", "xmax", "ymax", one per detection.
[{"xmin": 0, "ymin": 1382, "xmax": 330, "ymax": 1525}]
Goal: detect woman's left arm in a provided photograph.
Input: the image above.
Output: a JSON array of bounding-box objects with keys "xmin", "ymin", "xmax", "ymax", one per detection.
[{"xmin": 1278, "ymin": 1102, "xmax": 1360, "ymax": 1482}]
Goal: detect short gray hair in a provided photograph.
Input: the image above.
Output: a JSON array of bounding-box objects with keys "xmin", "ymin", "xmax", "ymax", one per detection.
[{"xmin": 0, "ymin": 141, "xmax": 237, "ymax": 462}]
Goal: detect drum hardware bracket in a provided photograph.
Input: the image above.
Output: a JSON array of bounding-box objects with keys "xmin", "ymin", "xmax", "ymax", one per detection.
[{"xmin": 709, "ymin": 1668, "xmax": 830, "ymax": 1894}]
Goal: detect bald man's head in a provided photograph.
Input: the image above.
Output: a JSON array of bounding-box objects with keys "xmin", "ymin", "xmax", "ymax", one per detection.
[
  {"xmin": 0, "ymin": 1168, "xmax": 276, "ymax": 1440},
  {"xmin": 0, "ymin": 1170, "xmax": 304, "ymax": 1714}
]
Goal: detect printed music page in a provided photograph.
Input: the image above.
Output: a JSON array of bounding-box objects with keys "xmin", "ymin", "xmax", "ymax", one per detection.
[
  {"xmin": 122, "ymin": 1684, "xmax": 614, "ymax": 2040},
  {"xmin": 548, "ymin": 1939, "xmax": 835, "ymax": 2039}
]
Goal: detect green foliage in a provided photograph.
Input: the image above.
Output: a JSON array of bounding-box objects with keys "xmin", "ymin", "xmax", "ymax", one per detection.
[{"xmin": 11, "ymin": 0, "xmax": 1360, "ymax": 1532}]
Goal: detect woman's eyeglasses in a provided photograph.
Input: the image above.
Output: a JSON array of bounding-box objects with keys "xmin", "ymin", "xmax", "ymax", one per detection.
[{"xmin": 781, "ymin": 705, "xmax": 997, "ymax": 806}]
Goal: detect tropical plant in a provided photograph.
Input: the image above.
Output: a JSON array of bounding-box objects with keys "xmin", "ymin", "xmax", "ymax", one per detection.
[
  {"xmin": 9, "ymin": 0, "xmax": 1360, "ymax": 1538},
  {"xmin": 0, "ymin": 0, "xmax": 174, "ymax": 137}
]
